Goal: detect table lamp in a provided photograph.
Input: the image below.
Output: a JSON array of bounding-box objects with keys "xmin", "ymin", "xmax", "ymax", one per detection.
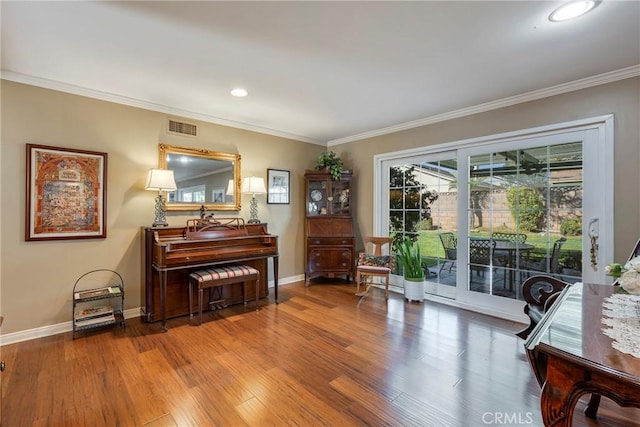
[
  {"xmin": 242, "ymin": 176, "xmax": 267, "ymax": 223},
  {"xmin": 145, "ymin": 168, "xmax": 177, "ymax": 227}
]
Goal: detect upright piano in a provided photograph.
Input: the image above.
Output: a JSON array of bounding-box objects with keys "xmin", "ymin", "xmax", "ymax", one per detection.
[{"xmin": 142, "ymin": 218, "xmax": 278, "ymax": 329}]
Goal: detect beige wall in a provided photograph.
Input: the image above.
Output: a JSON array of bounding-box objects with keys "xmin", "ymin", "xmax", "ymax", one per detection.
[
  {"xmin": 339, "ymin": 77, "xmax": 640, "ymax": 260},
  {"xmin": 0, "ymin": 81, "xmax": 324, "ymax": 335},
  {"xmin": 2, "ymin": 77, "xmax": 639, "ymax": 336}
]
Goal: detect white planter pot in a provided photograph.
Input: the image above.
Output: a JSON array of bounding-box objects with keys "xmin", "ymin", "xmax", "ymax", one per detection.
[{"xmin": 404, "ymin": 277, "xmax": 426, "ymax": 302}]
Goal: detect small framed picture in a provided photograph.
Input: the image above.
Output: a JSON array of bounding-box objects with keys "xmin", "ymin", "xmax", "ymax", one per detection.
[
  {"xmin": 212, "ymin": 187, "xmax": 225, "ymax": 203},
  {"xmin": 267, "ymin": 169, "xmax": 290, "ymax": 204}
]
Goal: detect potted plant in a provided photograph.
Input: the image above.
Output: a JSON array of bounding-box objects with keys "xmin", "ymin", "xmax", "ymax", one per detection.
[
  {"xmin": 395, "ymin": 237, "xmax": 426, "ymax": 302},
  {"xmin": 315, "ymin": 151, "xmax": 344, "ymax": 181}
]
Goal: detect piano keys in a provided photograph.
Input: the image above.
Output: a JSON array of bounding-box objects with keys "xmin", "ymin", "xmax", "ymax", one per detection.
[{"xmin": 142, "ymin": 218, "xmax": 278, "ymax": 329}]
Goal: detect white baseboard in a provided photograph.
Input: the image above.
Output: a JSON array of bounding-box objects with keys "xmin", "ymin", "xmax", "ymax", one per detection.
[
  {"xmin": 275, "ymin": 274, "xmax": 305, "ymax": 286},
  {"xmin": 0, "ymin": 308, "xmax": 141, "ymax": 346},
  {"xmin": 1, "ymin": 276, "xmax": 303, "ymax": 346}
]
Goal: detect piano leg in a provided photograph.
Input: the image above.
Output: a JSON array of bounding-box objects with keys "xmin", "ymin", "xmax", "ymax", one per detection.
[
  {"xmin": 274, "ymin": 255, "xmax": 279, "ymax": 303},
  {"xmin": 160, "ymin": 269, "xmax": 168, "ymax": 332}
]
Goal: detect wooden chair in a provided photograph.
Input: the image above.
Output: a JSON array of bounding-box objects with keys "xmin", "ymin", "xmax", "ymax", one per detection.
[
  {"xmin": 355, "ymin": 237, "xmax": 394, "ymax": 299},
  {"xmin": 516, "ymin": 274, "xmax": 570, "ymax": 339}
]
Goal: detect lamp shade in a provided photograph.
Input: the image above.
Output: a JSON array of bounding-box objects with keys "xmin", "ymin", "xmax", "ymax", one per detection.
[
  {"xmin": 226, "ymin": 179, "xmax": 235, "ymax": 196},
  {"xmin": 241, "ymin": 176, "xmax": 267, "ymax": 194},
  {"xmin": 145, "ymin": 168, "xmax": 177, "ymax": 191}
]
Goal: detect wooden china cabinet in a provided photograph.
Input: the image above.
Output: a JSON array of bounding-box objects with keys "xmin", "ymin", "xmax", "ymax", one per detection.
[{"xmin": 304, "ymin": 169, "xmax": 355, "ymax": 285}]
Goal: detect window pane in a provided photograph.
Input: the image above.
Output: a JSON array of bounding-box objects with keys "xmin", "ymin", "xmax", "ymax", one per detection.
[{"xmin": 466, "ymin": 142, "xmax": 583, "ymax": 299}]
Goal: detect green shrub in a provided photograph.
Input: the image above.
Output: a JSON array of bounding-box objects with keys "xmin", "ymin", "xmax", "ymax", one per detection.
[
  {"xmin": 417, "ymin": 217, "xmax": 433, "ymax": 230},
  {"xmin": 560, "ymin": 218, "xmax": 582, "ymax": 236},
  {"xmin": 560, "ymin": 250, "xmax": 582, "ymax": 271},
  {"xmin": 506, "ymin": 187, "xmax": 544, "ymax": 232}
]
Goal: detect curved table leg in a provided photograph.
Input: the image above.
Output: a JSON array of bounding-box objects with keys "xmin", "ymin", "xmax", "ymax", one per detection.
[
  {"xmin": 540, "ymin": 357, "xmax": 584, "ymax": 426},
  {"xmin": 584, "ymin": 394, "xmax": 601, "ymax": 419},
  {"xmin": 541, "ymin": 383, "xmax": 577, "ymax": 426}
]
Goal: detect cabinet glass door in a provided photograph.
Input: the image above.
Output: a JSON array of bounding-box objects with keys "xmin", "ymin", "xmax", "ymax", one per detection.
[
  {"xmin": 307, "ymin": 179, "xmax": 327, "ymax": 215},
  {"xmin": 330, "ymin": 180, "xmax": 350, "ymax": 215}
]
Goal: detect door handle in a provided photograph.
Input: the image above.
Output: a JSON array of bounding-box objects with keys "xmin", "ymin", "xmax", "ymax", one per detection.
[{"xmin": 588, "ymin": 218, "xmax": 599, "ymax": 270}]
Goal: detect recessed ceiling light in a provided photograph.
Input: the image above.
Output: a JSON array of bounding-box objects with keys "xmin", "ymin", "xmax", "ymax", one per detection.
[
  {"xmin": 230, "ymin": 88, "xmax": 248, "ymax": 97},
  {"xmin": 549, "ymin": 0, "xmax": 600, "ymax": 22}
]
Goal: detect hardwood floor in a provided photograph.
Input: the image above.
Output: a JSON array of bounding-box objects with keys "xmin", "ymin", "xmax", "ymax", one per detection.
[{"xmin": 2, "ymin": 281, "xmax": 639, "ymax": 426}]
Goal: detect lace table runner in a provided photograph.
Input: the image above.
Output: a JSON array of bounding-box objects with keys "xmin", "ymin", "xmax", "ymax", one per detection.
[{"xmin": 601, "ymin": 293, "xmax": 640, "ymax": 358}]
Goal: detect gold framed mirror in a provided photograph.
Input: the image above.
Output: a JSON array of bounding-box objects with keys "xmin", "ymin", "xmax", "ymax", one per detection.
[{"xmin": 159, "ymin": 144, "xmax": 241, "ymax": 211}]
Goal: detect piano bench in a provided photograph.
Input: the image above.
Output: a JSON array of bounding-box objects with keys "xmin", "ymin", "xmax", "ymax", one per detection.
[{"xmin": 189, "ymin": 265, "xmax": 260, "ymax": 325}]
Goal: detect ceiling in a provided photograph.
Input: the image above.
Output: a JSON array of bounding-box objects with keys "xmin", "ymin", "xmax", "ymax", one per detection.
[{"xmin": 2, "ymin": 1, "xmax": 639, "ymax": 146}]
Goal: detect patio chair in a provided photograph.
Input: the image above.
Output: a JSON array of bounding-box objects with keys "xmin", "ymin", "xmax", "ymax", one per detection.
[
  {"xmin": 491, "ymin": 232, "xmax": 527, "ymax": 244},
  {"xmin": 491, "ymin": 232, "xmax": 528, "ymax": 282},
  {"xmin": 438, "ymin": 232, "xmax": 457, "ymax": 275},
  {"xmin": 522, "ymin": 237, "xmax": 567, "ymax": 277},
  {"xmin": 469, "ymin": 238, "xmax": 496, "ymax": 278}
]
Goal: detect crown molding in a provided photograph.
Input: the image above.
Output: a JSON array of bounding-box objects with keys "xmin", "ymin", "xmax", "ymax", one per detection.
[
  {"xmin": 328, "ymin": 65, "xmax": 640, "ymax": 146},
  {"xmin": 0, "ymin": 71, "xmax": 325, "ymax": 146},
  {"xmin": 3, "ymin": 65, "xmax": 638, "ymax": 149}
]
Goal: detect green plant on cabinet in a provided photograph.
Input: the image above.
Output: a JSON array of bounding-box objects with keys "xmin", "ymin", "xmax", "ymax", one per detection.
[{"xmin": 315, "ymin": 151, "xmax": 344, "ymax": 181}]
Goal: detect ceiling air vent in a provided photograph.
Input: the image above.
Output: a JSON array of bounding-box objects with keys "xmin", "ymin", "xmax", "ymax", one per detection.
[{"xmin": 168, "ymin": 120, "xmax": 197, "ymax": 137}]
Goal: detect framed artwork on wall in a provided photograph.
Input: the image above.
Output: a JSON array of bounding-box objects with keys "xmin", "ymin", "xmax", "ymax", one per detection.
[
  {"xmin": 26, "ymin": 144, "xmax": 108, "ymax": 241},
  {"xmin": 267, "ymin": 168, "xmax": 290, "ymax": 204}
]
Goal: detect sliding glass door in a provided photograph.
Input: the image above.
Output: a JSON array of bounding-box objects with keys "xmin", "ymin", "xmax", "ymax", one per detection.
[
  {"xmin": 383, "ymin": 152, "xmax": 458, "ymax": 298},
  {"xmin": 376, "ymin": 117, "xmax": 613, "ymax": 318},
  {"xmin": 461, "ymin": 141, "xmax": 583, "ymax": 302}
]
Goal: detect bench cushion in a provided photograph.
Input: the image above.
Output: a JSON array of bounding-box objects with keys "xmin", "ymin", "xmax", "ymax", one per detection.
[{"xmin": 190, "ymin": 265, "xmax": 259, "ymax": 283}]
